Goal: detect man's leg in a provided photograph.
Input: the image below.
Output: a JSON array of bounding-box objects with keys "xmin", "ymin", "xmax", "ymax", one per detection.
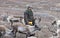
[
  {"xmin": 32, "ymin": 19, "xmax": 35, "ymax": 25},
  {"xmin": 25, "ymin": 20, "xmax": 28, "ymax": 25}
]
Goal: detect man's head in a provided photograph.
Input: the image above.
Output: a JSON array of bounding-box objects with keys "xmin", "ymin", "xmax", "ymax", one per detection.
[{"xmin": 26, "ymin": 5, "xmax": 32, "ymax": 10}]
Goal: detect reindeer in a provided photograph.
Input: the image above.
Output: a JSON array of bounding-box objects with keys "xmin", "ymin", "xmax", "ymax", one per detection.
[
  {"xmin": 7, "ymin": 15, "xmax": 25, "ymax": 25},
  {"xmin": 51, "ymin": 20, "xmax": 60, "ymax": 37},
  {"xmin": 0, "ymin": 25, "xmax": 12, "ymax": 38},
  {"xmin": 0, "ymin": 25, "xmax": 6, "ymax": 38},
  {"xmin": 9, "ymin": 17, "xmax": 41, "ymax": 38}
]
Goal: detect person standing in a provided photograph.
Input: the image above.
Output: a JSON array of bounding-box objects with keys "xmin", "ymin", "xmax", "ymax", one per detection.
[{"xmin": 24, "ymin": 5, "xmax": 35, "ymax": 25}]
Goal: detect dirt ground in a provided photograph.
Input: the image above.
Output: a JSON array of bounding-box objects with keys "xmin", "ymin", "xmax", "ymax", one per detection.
[{"xmin": 0, "ymin": 0, "xmax": 60, "ymax": 38}]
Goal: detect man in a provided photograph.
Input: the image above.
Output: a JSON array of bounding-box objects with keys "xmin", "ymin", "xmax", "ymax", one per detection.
[
  {"xmin": 24, "ymin": 5, "xmax": 41, "ymax": 31},
  {"xmin": 24, "ymin": 5, "xmax": 35, "ymax": 25}
]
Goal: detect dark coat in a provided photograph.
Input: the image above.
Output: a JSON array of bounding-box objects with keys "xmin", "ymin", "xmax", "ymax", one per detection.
[{"xmin": 24, "ymin": 9, "xmax": 34, "ymax": 25}]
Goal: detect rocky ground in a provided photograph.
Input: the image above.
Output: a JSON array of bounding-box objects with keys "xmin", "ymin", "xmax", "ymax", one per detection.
[{"xmin": 0, "ymin": 0, "xmax": 60, "ymax": 38}]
